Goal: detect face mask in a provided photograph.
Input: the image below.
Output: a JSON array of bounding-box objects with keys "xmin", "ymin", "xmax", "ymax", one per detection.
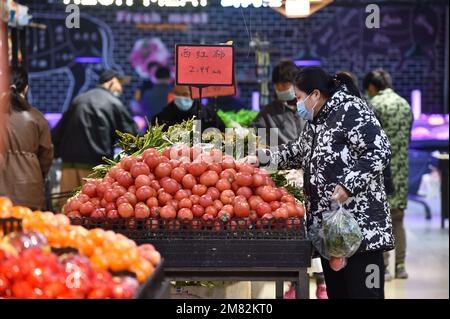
[
  {"xmin": 297, "ymin": 93, "xmax": 318, "ymax": 122},
  {"xmin": 276, "ymin": 87, "xmax": 296, "ymax": 101},
  {"xmin": 112, "ymin": 91, "xmax": 122, "ymax": 98},
  {"xmin": 174, "ymin": 96, "xmax": 193, "ymax": 111}
]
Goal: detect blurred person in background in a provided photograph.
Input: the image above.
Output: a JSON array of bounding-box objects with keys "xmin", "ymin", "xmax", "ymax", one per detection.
[
  {"xmin": 151, "ymin": 85, "xmax": 226, "ymax": 133},
  {"xmin": 52, "ymin": 69, "xmax": 137, "ymax": 196},
  {"xmin": 0, "ymin": 66, "xmax": 53, "ymax": 210},
  {"xmin": 140, "ymin": 65, "xmax": 172, "ymax": 122},
  {"xmin": 363, "ymin": 69, "xmax": 413, "ymax": 280},
  {"xmin": 250, "ymin": 60, "xmax": 305, "ymax": 146}
]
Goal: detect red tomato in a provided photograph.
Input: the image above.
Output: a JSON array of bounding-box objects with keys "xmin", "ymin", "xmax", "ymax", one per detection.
[
  {"xmin": 136, "ymin": 186, "xmax": 156, "ymax": 201},
  {"xmin": 135, "ymin": 175, "xmax": 152, "ymax": 189},
  {"xmin": 216, "ymin": 178, "xmax": 231, "ymax": 192},
  {"xmin": 192, "ymin": 204, "xmax": 205, "ymax": 218},
  {"xmin": 149, "ymin": 180, "xmax": 161, "ymax": 191},
  {"xmin": 236, "ymin": 187, "xmax": 252, "ymax": 199},
  {"xmin": 206, "ymin": 187, "xmax": 220, "ymax": 200},
  {"xmin": 270, "ymin": 201, "xmax": 281, "ymax": 211},
  {"xmin": 174, "ymin": 189, "xmax": 190, "ymax": 201},
  {"xmin": 189, "ymin": 194, "xmax": 200, "ymax": 205},
  {"xmin": 222, "ymin": 204, "xmax": 234, "ymax": 214},
  {"xmin": 281, "ymin": 194, "xmax": 296, "ymax": 203},
  {"xmin": 82, "ymin": 182, "xmax": 97, "ymax": 197},
  {"xmin": 199, "ymin": 194, "xmax": 213, "ymax": 208},
  {"xmin": 116, "ymin": 196, "xmax": 129, "ymax": 207},
  {"xmin": 248, "ymin": 195, "xmax": 263, "ymax": 210},
  {"xmin": 123, "ymin": 192, "xmax": 137, "ymax": 206},
  {"xmin": 260, "ymin": 186, "xmax": 278, "ymax": 202},
  {"xmin": 127, "ymin": 185, "xmax": 136, "ymax": 194},
  {"xmin": 220, "ymin": 190, "xmax": 235, "ymax": 205},
  {"xmin": 158, "ymin": 192, "xmax": 172, "ymax": 205},
  {"xmin": 296, "ymin": 204, "xmax": 305, "ymax": 218},
  {"xmin": 121, "ymin": 156, "xmax": 138, "ymax": 171},
  {"xmin": 115, "ymin": 171, "xmax": 134, "ymax": 188},
  {"xmin": 155, "ymin": 163, "xmax": 172, "ymax": 179},
  {"xmin": 146, "ymin": 197, "xmax": 159, "ymax": 208},
  {"xmin": 237, "ymin": 163, "xmax": 254, "ymax": 174},
  {"xmin": 283, "ymin": 202, "xmax": 298, "ymax": 217},
  {"xmin": 161, "ymin": 178, "xmax": 181, "ymax": 195},
  {"xmin": 167, "ymin": 199, "xmax": 179, "ymax": 210},
  {"xmin": 145, "ymin": 155, "xmax": 161, "ymax": 169},
  {"xmin": 256, "ymin": 202, "xmax": 272, "ymax": 217},
  {"xmin": 220, "ymin": 168, "xmax": 236, "ymax": 182},
  {"xmin": 118, "ymin": 203, "xmax": 134, "ymax": 218},
  {"xmin": 213, "ymin": 199, "xmax": 224, "ymax": 211},
  {"xmin": 182, "ymin": 174, "xmax": 197, "ymax": 189},
  {"xmin": 80, "ymin": 202, "xmax": 95, "ymax": 216},
  {"xmin": 252, "ymin": 173, "xmax": 266, "ymax": 187},
  {"xmin": 221, "ymin": 156, "xmax": 236, "ymax": 169},
  {"xmin": 199, "ymin": 171, "xmax": 219, "ymax": 187},
  {"xmin": 160, "ymin": 205, "xmax": 176, "ymax": 219},
  {"xmin": 208, "ymin": 163, "xmax": 223, "ymax": 174},
  {"xmin": 205, "ymin": 206, "xmax": 218, "ymax": 217},
  {"xmin": 274, "ymin": 207, "xmax": 289, "ymax": 219},
  {"xmin": 179, "ymin": 198, "xmax": 192, "ymax": 209},
  {"xmin": 187, "ymin": 162, "xmax": 208, "ymax": 177},
  {"xmin": 171, "ymin": 167, "xmax": 187, "ymax": 183},
  {"xmin": 135, "ymin": 203, "xmax": 150, "ymax": 218},
  {"xmin": 130, "ymin": 162, "xmax": 150, "ymax": 178},
  {"xmin": 177, "ymin": 208, "xmax": 193, "ymax": 220},
  {"xmin": 234, "ymin": 200, "xmax": 250, "ymax": 218},
  {"xmin": 192, "ymin": 184, "xmax": 207, "ymax": 196}
]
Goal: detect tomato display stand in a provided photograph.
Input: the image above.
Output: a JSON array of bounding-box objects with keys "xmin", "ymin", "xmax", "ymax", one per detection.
[{"xmin": 71, "ymin": 217, "xmax": 313, "ymax": 299}]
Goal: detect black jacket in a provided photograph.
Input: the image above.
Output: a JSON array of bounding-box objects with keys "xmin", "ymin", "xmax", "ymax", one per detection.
[
  {"xmin": 250, "ymin": 100, "xmax": 305, "ymax": 146},
  {"xmin": 52, "ymin": 87, "xmax": 137, "ymax": 165},
  {"xmin": 259, "ymin": 86, "xmax": 394, "ymax": 253},
  {"xmin": 151, "ymin": 101, "xmax": 226, "ymax": 133}
]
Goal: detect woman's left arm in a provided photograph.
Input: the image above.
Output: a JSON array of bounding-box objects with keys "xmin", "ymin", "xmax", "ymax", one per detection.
[{"xmin": 337, "ymin": 103, "xmax": 392, "ymax": 197}]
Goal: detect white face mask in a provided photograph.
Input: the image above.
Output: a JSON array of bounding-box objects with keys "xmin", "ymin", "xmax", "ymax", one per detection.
[{"xmin": 276, "ymin": 86, "xmax": 296, "ymax": 101}]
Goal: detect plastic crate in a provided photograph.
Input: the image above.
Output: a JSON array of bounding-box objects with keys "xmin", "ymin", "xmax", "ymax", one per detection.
[
  {"xmin": 0, "ymin": 218, "xmax": 23, "ymax": 237},
  {"xmin": 69, "ymin": 217, "xmax": 306, "ymax": 241}
]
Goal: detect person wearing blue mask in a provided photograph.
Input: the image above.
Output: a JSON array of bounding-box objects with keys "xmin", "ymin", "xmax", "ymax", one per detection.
[
  {"xmin": 250, "ymin": 60, "xmax": 305, "ymax": 146},
  {"xmin": 151, "ymin": 85, "xmax": 225, "ymax": 133},
  {"xmin": 249, "ymin": 66, "xmax": 393, "ymax": 299}
]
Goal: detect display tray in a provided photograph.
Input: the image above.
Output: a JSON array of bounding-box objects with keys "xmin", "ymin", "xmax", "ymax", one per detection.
[{"xmin": 69, "ymin": 217, "xmax": 312, "ymax": 269}]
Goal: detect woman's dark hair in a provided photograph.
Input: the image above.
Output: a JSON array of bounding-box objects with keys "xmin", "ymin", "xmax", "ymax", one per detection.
[
  {"xmin": 272, "ymin": 60, "xmax": 299, "ymax": 84},
  {"xmin": 294, "ymin": 66, "xmax": 361, "ymax": 98},
  {"xmin": 155, "ymin": 66, "xmax": 171, "ymax": 80},
  {"xmin": 362, "ymin": 69, "xmax": 393, "ymax": 91},
  {"xmin": 10, "ymin": 66, "xmax": 30, "ymax": 112}
]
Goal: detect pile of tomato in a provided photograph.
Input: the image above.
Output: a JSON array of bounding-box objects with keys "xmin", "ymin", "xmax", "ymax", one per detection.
[{"xmin": 63, "ymin": 145, "xmax": 305, "ymax": 224}]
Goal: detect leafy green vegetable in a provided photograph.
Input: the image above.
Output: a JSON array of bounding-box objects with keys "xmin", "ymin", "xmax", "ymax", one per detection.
[
  {"xmin": 217, "ymin": 109, "xmax": 258, "ymax": 128},
  {"xmin": 322, "ymin": 205, "xmax": 363, "ymax": 258},
  {"xmin": 270, "ymin": 171, "xmax": 304, "ymax": 203}
]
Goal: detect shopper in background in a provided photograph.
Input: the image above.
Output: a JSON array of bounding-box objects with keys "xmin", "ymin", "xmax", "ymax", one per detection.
[
  {"xmin": 250, "ymin": 60, "xmax": 305, "ymax": 145},
  {"xmin": 363, "ymin": 69, "xmax": 413, "ymax": 280},
  {"xmin": 248, "ymin": 66, "xmax": 393, "ymax": 299},
  {"xmin": 52, "ymin": 69, "xmax": 137, "ymax": 195},
  {"xmin": 140, "ymin": 65, "xmax": 172, "ymax": 122},
  {"xmin": 151, "ymin": 85, "xmax": 226, "ymax": 133},
  {"xmin": 0, "ymin": 66, "xmax": 53, "ymax": 210}
]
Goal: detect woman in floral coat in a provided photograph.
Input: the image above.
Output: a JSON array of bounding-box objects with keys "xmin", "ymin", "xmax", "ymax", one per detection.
[{"xmin": 254, "ymin": 67, "xmax": 394, "ymax": 299}]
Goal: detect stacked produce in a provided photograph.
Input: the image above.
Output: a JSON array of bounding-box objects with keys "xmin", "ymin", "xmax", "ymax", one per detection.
[
  {"xmin": 0, "ymin": 232, "xmax": 139, "ymax": 299},
  {"xmin": 62, "ymin": 145, "xmax": 305, "ymax": 227},
  {"xmin": 0, "ymin": 197, "xmax": 161, "ymax": 283}
]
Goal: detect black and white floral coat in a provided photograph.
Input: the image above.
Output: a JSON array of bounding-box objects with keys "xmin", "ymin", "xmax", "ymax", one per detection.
[{"xmin": 259, "ymin": 86, "xmax": 395, "ymax": 253}]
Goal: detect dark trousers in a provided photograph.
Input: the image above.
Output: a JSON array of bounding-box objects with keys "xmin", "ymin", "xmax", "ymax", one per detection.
[{"xmin": 321, "ymin": 250, "xmax": 385, "ymax": 299}]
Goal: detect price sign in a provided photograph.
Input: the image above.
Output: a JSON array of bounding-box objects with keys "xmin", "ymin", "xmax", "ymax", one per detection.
[{"xmin": 175, "ymin": 44, "xmax": 234, "ymax": 86}]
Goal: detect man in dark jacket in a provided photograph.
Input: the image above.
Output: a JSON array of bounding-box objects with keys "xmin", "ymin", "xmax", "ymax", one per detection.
[
  {"xmin": 151, "ymin": 85, "xmax": 226, "ymax": 133},
  {"xmin": 52, "ymin": 69, "xmax": 137, "ymax": 194},
  {"xmin": 250, "ymin": 60, "xmax": 305, "ymax": 146}
]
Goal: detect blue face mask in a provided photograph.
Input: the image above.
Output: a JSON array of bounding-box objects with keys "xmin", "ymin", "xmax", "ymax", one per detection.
[
  {"xmin": 174, "ymin": 96, "xmax": 193, "ymax": 111},
  {"xmin": 276, "ymin": 86, "xmax": 296, "ymax": 101},
  {"xmin": 296, "ymin": 93, "xmax": 318, "ymax": 122}
]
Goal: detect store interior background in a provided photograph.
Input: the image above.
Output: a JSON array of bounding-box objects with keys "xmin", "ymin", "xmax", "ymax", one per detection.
[{"xmin": 12, "ymin": 0, "xmax": 449, "ymax": 299}]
